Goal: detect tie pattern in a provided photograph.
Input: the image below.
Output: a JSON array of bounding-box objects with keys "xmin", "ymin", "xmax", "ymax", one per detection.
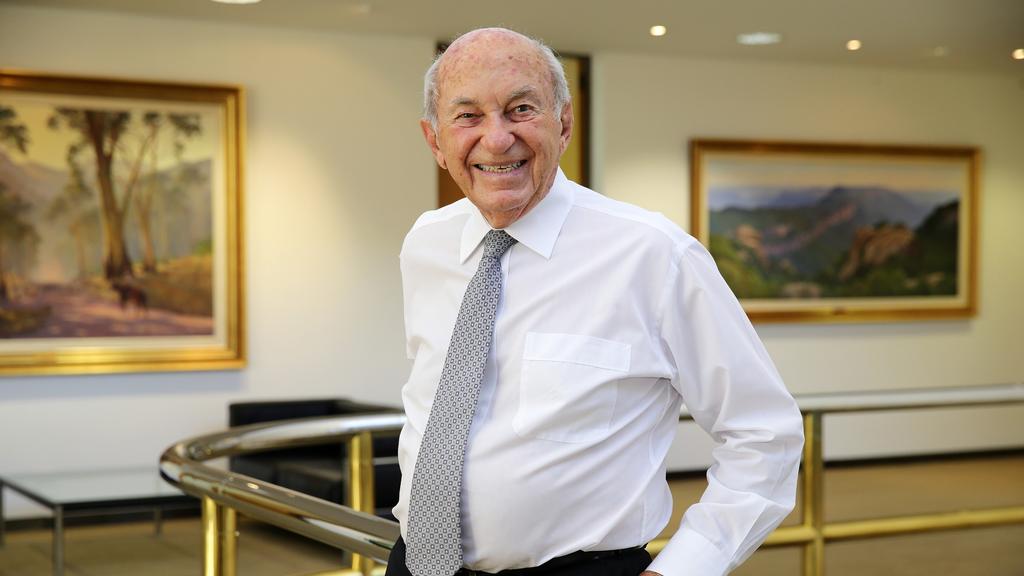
[{"xmin": 405, "ymin": 230, "xmax": 517, "ymax": 576}]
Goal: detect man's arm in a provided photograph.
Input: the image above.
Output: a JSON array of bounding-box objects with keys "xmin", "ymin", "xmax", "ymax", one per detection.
[{"xmin": 646, "ymin": 241, "xmax": 804, "ymax": 576}]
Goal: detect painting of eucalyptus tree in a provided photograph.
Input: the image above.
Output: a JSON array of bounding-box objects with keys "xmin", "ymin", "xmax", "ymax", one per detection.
[
  {"xmin": 690, "ymin": 139, "xmax": 978, "ymax": 323},
  {"xmin": 0, "ymin": 71, "xmax": 243, "ymax": 374}
]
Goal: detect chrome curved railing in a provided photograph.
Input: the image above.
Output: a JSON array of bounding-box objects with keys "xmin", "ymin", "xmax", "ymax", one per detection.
[
  {"xmin": 160, "ymin": 383, "xmax": 1024, "ymax": 576},
  {"xmin": 161, "ymin": 414, "xmax": 405, "ymax": 575}
]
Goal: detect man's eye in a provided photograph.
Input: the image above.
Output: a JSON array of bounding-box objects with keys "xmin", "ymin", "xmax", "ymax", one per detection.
[
  {"xmin": 456, "ymin": 112, "xmax": 476, "ymax": 120},
  {"xmin": 513, "ymin": 105, "xmax": 532, "ymax": 113}
]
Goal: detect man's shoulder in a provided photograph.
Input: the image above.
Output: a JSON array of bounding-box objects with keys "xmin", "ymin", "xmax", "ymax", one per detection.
[
  {"xmin": 408, "ymin": 197, "xmax": 475, "ymax": 234},
  {"xmin": 568, "ymin": 181, "xmax": 697, "ymax": 252},
  {"xmin": 401, "ymin": 198, "xmax": 473, "ymax": 253}
]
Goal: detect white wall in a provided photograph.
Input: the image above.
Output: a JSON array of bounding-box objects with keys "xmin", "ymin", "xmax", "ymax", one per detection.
[
  {"xmin": 594, "ymin": 52, "xmax": 1024, "ymax": 465},
  {"xmin": 0, "ymin": 5, "xmax": 432, "ymax": 518},
  {"xmin": 1, "ymin": 5, "xmax": 1022, "ymax": 520}
]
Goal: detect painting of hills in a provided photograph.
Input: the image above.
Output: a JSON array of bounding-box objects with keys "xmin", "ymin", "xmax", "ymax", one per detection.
[
  {"xmin": 692, "ymin": 141, "xmax": 977, "ymax": 321},
  {"xmin": 0, "ymin": 92, "xmax": 218, "ymax": 340}
]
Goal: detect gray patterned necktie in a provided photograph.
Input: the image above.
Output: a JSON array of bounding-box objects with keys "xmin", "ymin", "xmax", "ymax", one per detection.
[{"xmin": 405, "ymin": 229, "xmax": 517, "ymax": 576}]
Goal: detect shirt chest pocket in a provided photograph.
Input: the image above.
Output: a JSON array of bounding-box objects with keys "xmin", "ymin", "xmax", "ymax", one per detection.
[{"xmin": 513, "ymin": 332, "xmax": 631, "ymax": 443}]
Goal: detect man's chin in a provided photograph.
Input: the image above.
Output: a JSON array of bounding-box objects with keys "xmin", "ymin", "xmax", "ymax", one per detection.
[
  {"xmin": 470, "ymin": 189, "xmax": 548, "ymax": 228},
  {"xmin": 469, "ymin": 187, "xmax": 531, "ymax": 209}
]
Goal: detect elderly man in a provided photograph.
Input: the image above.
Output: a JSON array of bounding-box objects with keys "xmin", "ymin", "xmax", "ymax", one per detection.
[{"xmin": 388, "ymin": 27, "xmax": 803, "ymax": 576}]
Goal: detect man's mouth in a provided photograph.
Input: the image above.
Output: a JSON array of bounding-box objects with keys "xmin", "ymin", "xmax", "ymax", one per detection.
[{"xmin": 474, "ymin": 160, "xmax": 526, "ymax": 173}]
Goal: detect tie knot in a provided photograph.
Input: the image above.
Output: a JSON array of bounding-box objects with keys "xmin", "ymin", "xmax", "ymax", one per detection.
[{"xmin": 483, "ymin": 230, "xmax": 517, "ymax": 259}]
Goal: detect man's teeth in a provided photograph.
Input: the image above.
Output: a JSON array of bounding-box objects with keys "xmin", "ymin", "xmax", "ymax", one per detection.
[{"xmin": 476, "ymin": 160, "xmax": 525, "ymax": 173}]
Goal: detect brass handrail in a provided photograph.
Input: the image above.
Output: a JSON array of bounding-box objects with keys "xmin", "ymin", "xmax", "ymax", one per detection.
[
  {"xmin": 160, "ymin": 414, "xmax": 405, "ymax": 575},
  {"xmin": 160, "ymin": 383, "xmax": 1024, "ymax": 576}
]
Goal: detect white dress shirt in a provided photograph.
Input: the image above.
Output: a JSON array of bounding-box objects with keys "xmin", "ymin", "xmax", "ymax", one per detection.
[{"xmin": 395, "ymin": 169, "xmax": 803, "ymax": 576}]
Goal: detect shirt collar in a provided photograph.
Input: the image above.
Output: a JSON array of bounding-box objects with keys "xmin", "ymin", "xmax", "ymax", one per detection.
[{"xmin": 459, "ymin": 168, "xmax": 574, "ymax": 263}]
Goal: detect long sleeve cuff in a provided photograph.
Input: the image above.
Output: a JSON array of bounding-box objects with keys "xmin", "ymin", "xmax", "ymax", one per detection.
[{"xmin": 646, "ymin": 528, "xmax": 732, "ymax": 576}]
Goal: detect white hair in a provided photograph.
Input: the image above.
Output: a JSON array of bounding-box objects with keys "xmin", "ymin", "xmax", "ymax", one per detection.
[{"xmin": 423, "ymin": 29, "xmax": 571, "ymax": 131}]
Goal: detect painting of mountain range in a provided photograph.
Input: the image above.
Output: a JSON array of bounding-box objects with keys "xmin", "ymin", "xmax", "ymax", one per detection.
[
  {"xmin": 0, "ymin": 71, "xmax": 243, "ymax": 375},
  {"xmin": 691, "ymin": 140, "xmax": 978, "ymax": 322}
]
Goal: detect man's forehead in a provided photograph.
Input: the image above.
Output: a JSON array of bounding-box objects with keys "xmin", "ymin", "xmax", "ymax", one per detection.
[
  {"xmin": 443, "ymin": 28, "xmax": 536, "ymax": 61},
  {"xmin": 437, "ymin": 47, "xmax": 548, "ymax": 105},
  {"xmin": 439, "ymin": 31, "xmax": 546, "ymax": 83}
]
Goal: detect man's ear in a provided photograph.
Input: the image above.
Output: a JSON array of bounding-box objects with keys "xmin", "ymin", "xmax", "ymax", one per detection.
[
  {"xmin": 420, "ymin": 119, "xmax": 447, "ymax": 170},
  {"xmin": 558, "ymin": 100, "xmax": 574, "ymax": 153}
]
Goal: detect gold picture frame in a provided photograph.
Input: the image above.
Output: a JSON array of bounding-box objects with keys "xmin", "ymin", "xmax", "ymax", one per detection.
[
  {"xmin": 0, "ymin": 71, "xmax": 244, "ymax": 374},
  {"xmin": 690, "ymin": 139, "xmax": 979, "ymax": 323}
]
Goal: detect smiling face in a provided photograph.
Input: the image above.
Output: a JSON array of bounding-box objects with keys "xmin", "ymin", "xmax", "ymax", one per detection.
[{"xmin": 421, "ymin": 30, "xmax": 573, "ymax": 229}]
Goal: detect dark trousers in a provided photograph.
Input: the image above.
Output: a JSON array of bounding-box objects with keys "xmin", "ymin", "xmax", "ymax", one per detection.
[{"xmin": 384, "ymin": 537, "xmax": 652, "ymax": 576}]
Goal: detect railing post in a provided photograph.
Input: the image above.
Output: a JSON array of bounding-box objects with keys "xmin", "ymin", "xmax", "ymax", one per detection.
[
  {"xmin": 348, "ymin": 431, "xmax": 377, "ymax": 576},
  {"xmin": 220, "ymin": 505, "xmax": 238, "ymax": 576},
  {"xmin": 202, "ymin": 496, "xmax": 238, "ymax": 576},
  {"xmin": 801, "ymin": 412, "xmax": 825, "ymax": 576},
  {"xmin": 202, "ymin": 496, "xmax": 220, "ymax": 576}
]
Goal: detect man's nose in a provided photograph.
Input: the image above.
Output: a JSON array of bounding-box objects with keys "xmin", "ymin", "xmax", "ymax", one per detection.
[{"xmin": 480, "ymin": 115, "xmax": 515, "ymax": 153}]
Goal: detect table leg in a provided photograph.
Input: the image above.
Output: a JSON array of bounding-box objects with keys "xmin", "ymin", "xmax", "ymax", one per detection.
[
  {"xmin": 53, "ymin": 505, "xmax": 64, "ymax": 576},
  {"xmin": 0, "ymin": 480, "xmax": 6, "ymax": 547}
]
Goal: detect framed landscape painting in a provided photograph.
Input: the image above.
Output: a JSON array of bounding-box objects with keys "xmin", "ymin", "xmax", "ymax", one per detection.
[
  {"xmin": 0, "ymin": 71, "xmax": 244, "ymax": 374},
  {"xmin": 690, "ymin": 139, "xmax": 978, "ymax": 323}
]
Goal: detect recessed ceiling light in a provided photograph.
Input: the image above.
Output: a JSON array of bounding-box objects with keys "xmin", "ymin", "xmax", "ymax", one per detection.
[
  {"xmin": 211, "ymin": 0, "xmax": 261, "ymax": 4},
  {"xmin": 932, "ymin": 46, "xmax": 949, "ymax": 57},
  {"xmin": 737, "ymin": 32, "xmax": 781, "ymax": 46},
  {"xmin": 846, "ymin": 40, "xmax": 862, "ymax": 51},
  {"xmin": 1013, "ymin": 48, "xmax": 1024, "ymax": 60},
  {"xmin": 649, "ymin": 25, "xmax": 667, "ymax": 37}
]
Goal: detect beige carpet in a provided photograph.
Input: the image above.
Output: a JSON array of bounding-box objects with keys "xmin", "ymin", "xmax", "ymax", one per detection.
[{"xmin": 1, "ymin": 453, "xmax": 1022, "ymax": 576}]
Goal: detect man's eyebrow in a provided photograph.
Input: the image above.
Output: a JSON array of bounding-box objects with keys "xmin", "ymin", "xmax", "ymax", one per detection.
[
  {"xmin": 449, "ymin": 97, "xmax": 478, "ymax": 108},
  {"xmin": 508, "ymin": 86, "xmax": 540, "ymax": 102},
  {"xmin": 447, "ymin": 86, "xmax": 541, "ymax": 109}
]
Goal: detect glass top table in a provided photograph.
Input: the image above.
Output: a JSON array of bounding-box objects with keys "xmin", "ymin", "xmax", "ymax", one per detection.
[
  {"xmin": 2, "ymin": 467, "xmax": 185, "ymax": 509},
  {"xmin": 0, "ymin": 467, "xmax": 194, "ymax": 576}
]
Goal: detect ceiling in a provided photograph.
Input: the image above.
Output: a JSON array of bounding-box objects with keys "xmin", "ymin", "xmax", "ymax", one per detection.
[{"xmin": 5, "ymin": 0, "xmax": 1024, "ymax": 76}]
